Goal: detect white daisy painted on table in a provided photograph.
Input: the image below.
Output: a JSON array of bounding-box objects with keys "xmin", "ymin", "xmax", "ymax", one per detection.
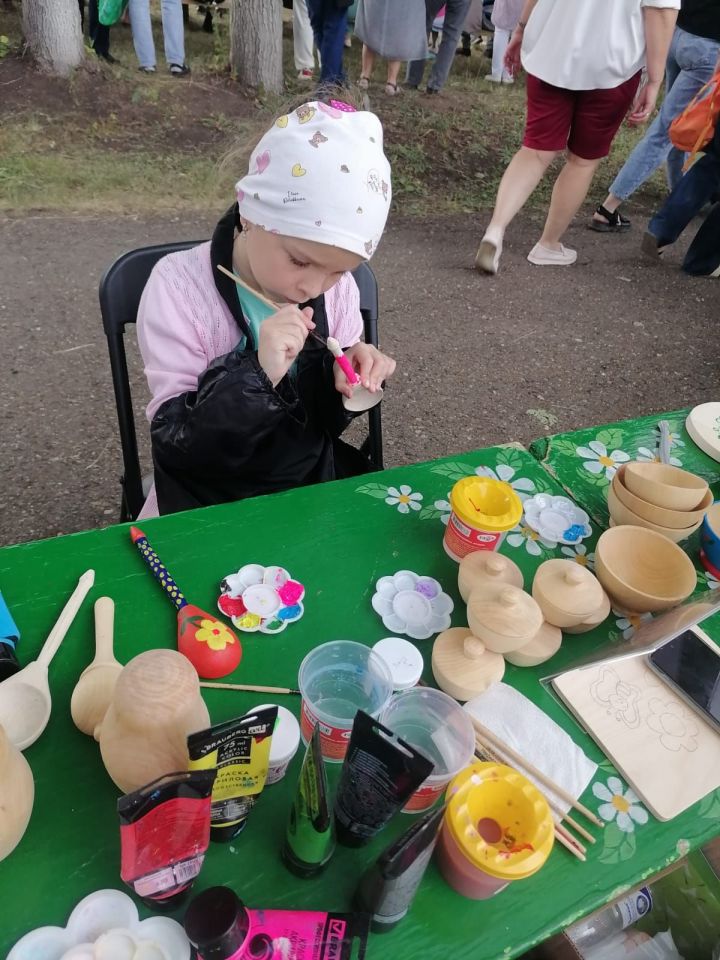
[
  {"xmin": 506, "ymin": 522, "xmax": 557, "ymax": 557},
  {"xmin": 434, "ymin": 494, "xmax": 452, "ymax": 525},
  {"xmin": 475, "ymin": 463, "xmax": 537, "ymax": 502},
  {"xmin": 560, "ymin": 543, "xmax": 595, "ymax": 570},
  {"xmin": 576, "ymin": 440, "xmax": 630, "ymax": 481},
  {"xmin": 636, "ymin": 446, "xmax": 682, "ymax": 467},
  {"xmin": 593, "ymin": 776, "xmax": 648, "ymax": 833},
  {"xmin": 614, "ymin": 608, "xmax": 653, "ymax": 640},
  {"xmin": 385, "ymin": 485, "xmax": 423, "ymax": 514}
]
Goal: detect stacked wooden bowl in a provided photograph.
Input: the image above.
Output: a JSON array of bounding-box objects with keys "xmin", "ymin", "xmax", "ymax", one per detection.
[{"xmin": 608, "ymin": 462, "xmax": 711, "ymax": 542}]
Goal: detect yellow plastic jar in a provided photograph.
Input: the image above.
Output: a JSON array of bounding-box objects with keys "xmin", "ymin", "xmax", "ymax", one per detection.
[
  {"xmin": 436, "ymin": 761, "xmax": 555, "ymax": 899},
  {"xmin": 443, "ymin": 477, "xmax": 523, "ymax": 562}
]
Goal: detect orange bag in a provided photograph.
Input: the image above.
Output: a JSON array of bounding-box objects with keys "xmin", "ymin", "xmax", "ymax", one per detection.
[{"xmin": 670, "ymin": 71, "xmax": 720, "ymax": 168}]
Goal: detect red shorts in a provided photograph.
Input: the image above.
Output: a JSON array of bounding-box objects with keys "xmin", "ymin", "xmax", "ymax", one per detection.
[{"xmin": 522, "ymin": 72, "xmax": 641, "ymax": 160}]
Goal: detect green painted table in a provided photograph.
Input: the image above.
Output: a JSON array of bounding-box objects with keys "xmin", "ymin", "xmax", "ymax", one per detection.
[{"xmin": 1, "ymin": 445, "xmax": 719, "ymax": 959}]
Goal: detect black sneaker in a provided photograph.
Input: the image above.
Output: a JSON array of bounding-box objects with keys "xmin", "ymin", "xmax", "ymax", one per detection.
[
  {"xmin": 169, "ymin": 63, "xmax": 191, "ymax": 76},
  {"xmin": 97, "ymin": 51, "xmax": 120, "ymax": 64}
]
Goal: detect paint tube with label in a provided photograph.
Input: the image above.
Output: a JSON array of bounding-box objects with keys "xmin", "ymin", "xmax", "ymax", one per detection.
[
  {"xmin": 354, "ymin": 804, "xmax": 445, "ymax": 931},
  {"xmin": 184, "ymin": 886, "xmax": 371, "ymax": 960},
  {"xmin": 333, "ymin": 710, "xmax": 434, "ymax": 847},
  {"xmin": 282, "ymin": 722, "xmax": 335, "ymax": 877},
  {"xmin": 118, "ymin": 769, "xmax": 216, "ymax": 910},
  {"xmin": 187, "ymin": 706, "xmax": 277, "ymax": 842}
]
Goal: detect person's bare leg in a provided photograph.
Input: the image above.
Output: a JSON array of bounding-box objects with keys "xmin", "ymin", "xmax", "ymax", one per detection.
[
  {"xmin": 475, "ymin": 146, "xmax": 557, "ymax": 273},
  {"xmin": 386, "ymin": 59, "xmax": 401, "ymax": 90},
  {"xmin": 360, "ymin": 44, "xmax": 375, "ymax": 83},
  {"xmin": 539, "ymin": 151, "xmax": 603, "ymax": 248}
]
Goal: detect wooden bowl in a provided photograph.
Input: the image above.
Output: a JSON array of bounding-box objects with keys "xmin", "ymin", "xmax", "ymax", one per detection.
[
  {"xmin": 595, "ymin": 526, "xmax": 697, "ymax": 613},
  {"xmin": 623, "ymin": 461, "xmax": 708, "ymax": 512},
  {"xmin": 608, "ymin": 484, "xmax": 702, "ymax": 543},
  {"xmin": 458, "ymin": 552, "xmax": 523, "ymax": 603},
  {"xmin": 613, "ymin": 465, "xmax": 712, "ymax": 529}
]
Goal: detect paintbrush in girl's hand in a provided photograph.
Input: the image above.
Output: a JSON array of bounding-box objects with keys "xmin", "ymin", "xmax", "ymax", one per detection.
[{"xmin": 215, "ymin": 264, "xmax": 361, "ymax": 366}]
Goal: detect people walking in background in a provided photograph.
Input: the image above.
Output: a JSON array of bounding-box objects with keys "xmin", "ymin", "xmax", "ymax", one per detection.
[
  {"xmin": 355, "ymin": 0, "xmax": 427, "ymax": 96},
  {"xmin": 406, "ymin": 0, "xmax": 472, "ymax": 95},
  {"xmin": 642, "ymin": 119, "xmax": 720, "ymax": 278},
  {"xmin": 485, "ymin": 0, "xmax": 524, "ymax": 84},
  {"xmin": 591, "ymin": 0, "xmax": 720, "ymax": 232},
  {"xmin": 293, "ymin": 0, "xmax": 317, "ymax": 81},
  {"xmin": 128, "ymin": 0, "xmax": 189, "ymax": 75},
  {"xmin": 306, "ymin": 0, "xmax": 351, "ymax": 87},
  {"xmin": 475, "ymin": 0, "xmax": 679, "ymax": 275},
  {"xmin": 78, "ymin": 0, "xmax": 116, "ymax": 63}
]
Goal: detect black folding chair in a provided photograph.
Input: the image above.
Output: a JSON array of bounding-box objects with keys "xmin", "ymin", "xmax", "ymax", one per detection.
[{"xmin": 99, "ymin": 243, "xmax": 384, "ymax": 522}]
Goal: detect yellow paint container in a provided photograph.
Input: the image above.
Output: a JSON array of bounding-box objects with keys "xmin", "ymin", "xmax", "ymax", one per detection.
[
  {"xmin": 443, "ymin": 477, "xmax": 523, "ymax": 562},
  {"xmin": 436, "ymin": 761, "xmax": 554, "ymax": 899}
]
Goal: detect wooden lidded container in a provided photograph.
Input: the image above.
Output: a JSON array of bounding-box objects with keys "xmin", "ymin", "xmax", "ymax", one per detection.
[
  {"xmin": 0, "ymin": 723, "xmax": 34, "ymax": 861},
  {"xmin": 466, "ymin": 584, "xmax": 543, "ymax": 654},
  {"xmin": 532, "ymin": 559, "xmax": 606, "ymax": 629},
  {"xmin": 458, "ymin": 552, "xmax": 524, "ymax": 603},
  {"xmin": 432, "ymin": 627, "xmax": 505, "ymax": 701}
]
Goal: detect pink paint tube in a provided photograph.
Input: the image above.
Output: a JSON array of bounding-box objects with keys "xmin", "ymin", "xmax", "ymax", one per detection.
[{"xmin": 184, "ymin": 886, "xmax": 370, "ymax": 960}]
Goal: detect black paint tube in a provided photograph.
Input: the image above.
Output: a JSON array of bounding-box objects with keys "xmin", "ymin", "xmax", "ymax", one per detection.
[
  {"xmin": 333, "ymin": 711, "xmax": 434, "ymax": 848},
  {"xmin": 282, "ymin": 723, "xmax": 335, "ymax": 877},
  {"xmin": 354, "ymin": 805, "xmax": 445, "ymax": 932},
  {"xmin": 118, "ymin": 769, "xmax": 216, "ymax": 910}
]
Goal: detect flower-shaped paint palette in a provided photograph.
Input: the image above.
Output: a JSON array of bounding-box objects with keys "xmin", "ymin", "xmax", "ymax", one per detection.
[
  {"xmin": 371, "ymin": 570, "xmax": 453, "ymax": 640},
  {"xmin": 523, "ymin": 494, "xmax": 591, "ymax": 545},
  {"xmin": 218, "ymin": 564, "xmax": 305, "ymax": 634},
  {"xmin": 7, "ymin": 889, "xmax": 191, "ymax": 960}
]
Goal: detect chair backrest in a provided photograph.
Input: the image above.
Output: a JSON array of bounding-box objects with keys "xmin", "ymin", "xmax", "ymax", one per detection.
[{"xmin": 99, "ymin": 242, "xmax": 383, "ymax": 521}]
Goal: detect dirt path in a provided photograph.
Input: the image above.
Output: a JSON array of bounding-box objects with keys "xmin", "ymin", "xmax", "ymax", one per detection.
[{"xmin": 1, "ymin": 210, "xmax": 715, "ymax": 546}]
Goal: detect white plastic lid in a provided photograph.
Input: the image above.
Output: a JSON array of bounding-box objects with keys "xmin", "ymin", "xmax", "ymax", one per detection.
[
  {"xmin": 250, "ymin": 704, "xmax": 301, "ymax": 764},
  {"xmin": 372, "ymin": 637, "xmax": 424, "ymax": 690}
]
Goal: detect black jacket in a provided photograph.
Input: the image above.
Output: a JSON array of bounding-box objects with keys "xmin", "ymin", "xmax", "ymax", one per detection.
[{"xmin": 150, "ymin": 206, "xmax": 373, "ymax": 514}]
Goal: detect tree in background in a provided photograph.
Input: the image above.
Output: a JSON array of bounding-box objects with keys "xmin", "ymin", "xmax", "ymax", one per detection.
[
  {"xmin": 230, "ymin": 0, "xmax": 283, "ymax": 93},
  {"xmin": 23, "ymin": 0, "xmax": 85, "ymax": 75}
]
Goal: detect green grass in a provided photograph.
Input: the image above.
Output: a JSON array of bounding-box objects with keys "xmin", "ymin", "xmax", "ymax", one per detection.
[{"xmin": 0, "ymin": 4, "xmax": 671, "ymax": 218}]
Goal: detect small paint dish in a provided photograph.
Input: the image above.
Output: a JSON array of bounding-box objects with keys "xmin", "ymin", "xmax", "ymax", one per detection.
[
  {"xmin": 249, "ymin": 702, "xmax": 301, "ymax": 784},
  {"xmin": 7, "ymin": 889, "xmax": 191, "ymax": 960},
  {"xmin": 372, "ymin": 636, "xmax": 424, "ymax": 690},
  {"xmin": 371, "ymin": 571, "xmax": 453, "ymax": 640},
  {"xmin": 218, "ymin": 564, "xmax": 305, "ymax": 634},
  {"xmin": 522, "ymin": 494, "xmax": 591, "ymax": 545}
]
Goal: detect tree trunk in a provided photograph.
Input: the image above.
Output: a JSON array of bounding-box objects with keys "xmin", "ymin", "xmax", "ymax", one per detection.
[
  {"xmin": 229, "ymin": 0, "xmax": 283, "ymax": 94},
  {"xmin": 23, "ymin": 0, "xmax": 85, "ymax": 77}
]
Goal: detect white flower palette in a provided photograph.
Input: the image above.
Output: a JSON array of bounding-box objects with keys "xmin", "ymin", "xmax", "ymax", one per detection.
[
  {"xmin": 7, "ymin": 889, "xmax": 191, "ymax": 960},
  {"xmin": 523, "ymin": 494, "xmax": 591, "ymax": 545},
  {"xmin": 371, "ymin": 570, "xmax": 453, "ymax": 640},
  {"xmin": 218, "ymin": 564, "xmax": 305, "ymax": 634}
]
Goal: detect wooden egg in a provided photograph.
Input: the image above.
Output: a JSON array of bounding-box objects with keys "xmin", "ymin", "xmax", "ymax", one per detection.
[
  {"xmin": 613, "ymin": 466, "xmax": 712, "ymax": 530},
  {"xmin": 504, "ymin": 622, "xmax": 562, "ymax": 667},
  {"xmin": 432, "ymin": 627, "xmax": 505, "ymax": 701},
  {"xmin": 458, "ymin": 551, "xmax": 524, "ymax": 603},
  {"xmin": 562, "ymin": 590, "xmax": 612, "ymax": 635},
  {"xmin": 466, "ymin": 584, "xmax": 543, "ymax": 654},
  {"xmin": 595, "ymin": 526, "xmax": 697, "ymax": 614},
  {"xmin": 532, "ymin": 559, "xmax": 605, "ymax": 628},
  {"xmin": 0, "ymin": 723, "xmax": 34, "ymax": 861},
  {"xmin": 623, "ymin": 461, "xmax": 708, "ymax": 512},
  {"xmin": 98, "ymin": 649, "xmax": 210, "ymax": 794}
]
